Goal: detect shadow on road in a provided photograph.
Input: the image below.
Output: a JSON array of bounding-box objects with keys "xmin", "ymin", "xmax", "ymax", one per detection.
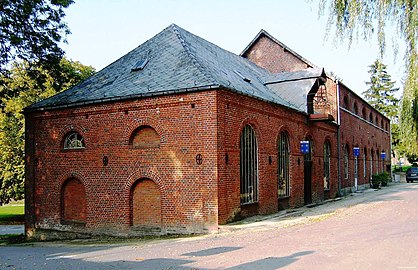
[{"xmin": 224, "ymin": 251, "xmax": 314, "ymax": 270}]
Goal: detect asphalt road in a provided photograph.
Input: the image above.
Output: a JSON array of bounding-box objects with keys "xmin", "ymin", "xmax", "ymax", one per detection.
[{"xmin": 1, "ymin": 182, "xmax": 418, "ymax": 270}]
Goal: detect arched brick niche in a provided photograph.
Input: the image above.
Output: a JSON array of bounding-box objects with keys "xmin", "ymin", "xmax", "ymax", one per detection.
[
  {"xmin": 129, "ymin": 126, "xmax": 160, "ymax": 148},
  {"xmin": 130, "ymin": 178, "xmax": 162, "ymax": 228},
  {"xmin": 61, "ymin": 178, "xmax": 87, "ymax": 224}
]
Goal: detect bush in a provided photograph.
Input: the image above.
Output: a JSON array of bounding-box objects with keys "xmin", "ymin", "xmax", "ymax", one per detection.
[
  {"xmin": 371, "ymin": 174, "xmax": 381, "ymax": 189},
  {"xmin": 371, "ymin": 172, "xmax": 390, "ymax": 188}
]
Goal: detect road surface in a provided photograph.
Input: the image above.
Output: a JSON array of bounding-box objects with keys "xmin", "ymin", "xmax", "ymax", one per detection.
[{"xmin": 1, "ymin": 182, "xmax": 418, "ymax": 269}]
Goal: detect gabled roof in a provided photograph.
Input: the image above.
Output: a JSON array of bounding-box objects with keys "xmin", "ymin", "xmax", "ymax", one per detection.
[
  {"xmin": 26, "ymin": 24, "xmax": 325, "ymax": 114},
  {"xmin": 240, "ymin": 29, "xmax": 316, "ymax": 69}
]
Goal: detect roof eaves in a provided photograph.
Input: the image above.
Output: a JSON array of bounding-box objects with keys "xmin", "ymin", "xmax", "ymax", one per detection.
[{"xmin": 24, "ymin": 84, "xmax": 221, "ymax": 113}]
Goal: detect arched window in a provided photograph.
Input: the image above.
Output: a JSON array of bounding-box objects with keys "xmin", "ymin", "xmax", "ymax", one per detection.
[
  {"xmin": 369, "ymin": 112, "xmax": 373, "ymax": 123},
  {"xmin": 381, "ymin": 119, "xmax": 384, "ymax": 128},
  {"xmin": 278, "ymin": 131, "xmax": 290, "ymax": 198},
  {"xmin": 323, "ymin": 141, "xmax": 331, "ymax": 190},
  {"xmin": 130, "ymin": 125, "xmax": 160, "ymax": 148},
  {"xmin": 240, "ymin": 125, "xmax": 258, "ymax": 204},
  {"xmin": 363, "ymin": 148, "xmax": 367, "ymax": 179},
  {"xmin": 63, "ymin": 131, "xmax": 85, "ymax": 149},
  {"xmin": 375, "ymin": 116, "xmax": 378, "ymax": 125},
  {"xmin": 343, "ymin": 96, "xmax": 349, "ymax": 109},
  {"xmin": 371, "ymin": 149, "xmax": 374, "ymax": 175},
  {"xmin": 353, "ymin": 102, "xmax": 358, "ymax": 115},
  {"xmin": 344, "ymin": 144, "xmax": 349, "ymax": 179},
  {"xmin": 131, "ymin": 178, "xmax": 161, "ymax": 228},
  {"xmin": 61, "ymin": 178, "xmax": 87, "ymax": 224},
  {"xmin": 362, "ymin": 107, "xmax": 367, "ymax": 119}
]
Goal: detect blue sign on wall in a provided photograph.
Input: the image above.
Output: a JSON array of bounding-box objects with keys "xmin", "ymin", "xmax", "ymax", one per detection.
[
  {"xmin": 300, "ymin": 141, "xmax": 310, "ymax": 154},
  {"xmin": 353, "ymin": 147, "xmax": 360, "ymax": 157},
  {"xmin": 381, "ymin": 152, "xmax": 386, "ymax": 159}
]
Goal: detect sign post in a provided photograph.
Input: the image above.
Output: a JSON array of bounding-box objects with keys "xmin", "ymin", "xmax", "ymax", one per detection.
[
  {"xmin": 381, "ymin": 152, "xmax": 386, "ymax": 173},
  {"xmin": 353, "ymin": 147, "xmax": 360, "ymax": 191}
]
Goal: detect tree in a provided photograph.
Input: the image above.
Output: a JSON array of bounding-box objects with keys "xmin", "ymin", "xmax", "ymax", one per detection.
[
  {"xmin": 364, "ymin": 59, "xmax": 399, "ymax": 120},
  {"xmin": 318, "ymin": 0, "xmax": 418, "ymax": 156},
  {"xmin": 0, "ymin": 59, "xmax": 95, "ymax": 205},
  {"xmin": 364, "ymin": 59, "xmax": 400, "ymax": 158},
  {"xmin": 0, "ymin": 0, "xmax": 74, "ymax": 74}
]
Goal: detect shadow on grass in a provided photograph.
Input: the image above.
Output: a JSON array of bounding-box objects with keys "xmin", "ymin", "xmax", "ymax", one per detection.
[
  {"xmin": 0, "ymin": 234, "xmax": 26, "ymax": 245},
  {"xmin": 0, "ymin": 214, "xmax": 24, "ymax": 225}
]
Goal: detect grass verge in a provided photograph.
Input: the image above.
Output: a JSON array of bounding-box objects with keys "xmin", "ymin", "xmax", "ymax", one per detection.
[{"xmin": 0, "ymin": 204, "xmax": 24, "ymax": 224}]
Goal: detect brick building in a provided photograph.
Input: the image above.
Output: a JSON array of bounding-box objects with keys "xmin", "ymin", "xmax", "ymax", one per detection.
[
  {"xmin": 241, "ymin": 30, "xmax": 391, "ymax": 194},
  {"xmin": 24, "ymin": 24, "xmax": 390, "ymax": 239}
]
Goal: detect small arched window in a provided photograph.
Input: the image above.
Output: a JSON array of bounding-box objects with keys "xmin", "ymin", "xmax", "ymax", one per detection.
[
  {"xmin": 278, "ymin": 131, "xmax": 290, "ymax": 198},
  {"xmin": 130, "ymin": 125, "xmax": 160, "ymax": 148},
  {"xmin": 381, "ymin": 119, "xmax": 384, "ymax": 128},
  {"xmin": 369, "ymin": 112, "xmax": 373, "ymax": 123},
  {"xmin": 362, "ymin": 108, "xmax": 367, "ymax": 119},
  {"xmin": 63, "ymin": 132, "xmax": 85, "ymax": 149},
  {"xmin": 343, "ymin": 96, "xmax": 349, "ymax": 109},
  {"xmin": 323, "ymin": 141, "xmax": 331, "ymax": 190},
  {"xmin": 353, "ymin": 102, "xmax": 358, "ymax": 115}
]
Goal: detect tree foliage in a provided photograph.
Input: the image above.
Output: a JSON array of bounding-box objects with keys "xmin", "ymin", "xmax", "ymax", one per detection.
[
  {"xmin": 0, "ymin": 59, "xmax": 95, "ymax": 205},
  {"xmin": 364, "ymin": 59, "xmax": 399, "ymax": 120},
  {"xmin": 318, "ymin": 0, "xmax": 417, "ymax": 156},
  {"xmin": 0, "ymin": 0, "xmax": 74, "ymax": 74},
  {"xmin": 363, "ymin": 59, "xmax": 400, "ymax": 156}
]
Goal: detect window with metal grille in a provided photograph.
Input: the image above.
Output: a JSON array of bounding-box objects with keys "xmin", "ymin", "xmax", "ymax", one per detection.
[
  {"xmin": 363, "ymin": 149, "xmax": 367, "ymax": 179},
  {"xmin": 344, "ymin": 144, "xmax": 349, "ymax": 179},
  {"xmin": 323, "ymin": 141, "xmax": 331, "ymax": 190},
  {"xmin": 240, "ymin": 125, "xmax": 258, "ymax": 204},
  {"xmin": 64, "ymin": 132, "xmax": 85, "ymax": 149},
  {"xmin": 370, "ymin": 149, "xmax": 374, "ymax": 175},
  {"xmin": 278, "ymin": 131, "xmax": 290, "ymax": 198}
]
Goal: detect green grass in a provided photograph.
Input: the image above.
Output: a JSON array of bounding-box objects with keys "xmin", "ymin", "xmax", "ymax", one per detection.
[
  {"xmin": 392, "ymin": 165, "xmax": 412, "ymax": 173},
  {"xmin": 0, "ymin": 203, "xmax": 24, "ymax": 224}
]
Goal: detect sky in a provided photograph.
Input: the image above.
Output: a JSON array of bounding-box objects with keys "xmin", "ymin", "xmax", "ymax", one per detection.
[{"xmin": 61, "ymin": 0, "xmax": 405, "ymax": 97}]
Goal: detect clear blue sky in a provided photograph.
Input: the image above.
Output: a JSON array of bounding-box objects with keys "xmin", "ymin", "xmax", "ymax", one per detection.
[{"xmin": 62, "ymin": 0, "xmax": 405, "ymax": 97}]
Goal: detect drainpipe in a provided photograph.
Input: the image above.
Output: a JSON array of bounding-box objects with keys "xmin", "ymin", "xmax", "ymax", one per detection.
[{"xmin": 336, "ymin": 80, "xmax": 342, "ymax": 196}]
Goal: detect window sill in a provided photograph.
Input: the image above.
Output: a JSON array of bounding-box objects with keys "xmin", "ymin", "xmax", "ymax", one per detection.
[{"xmin": 240, "ymin": 201, "xmax": 259, "ymax": 206}]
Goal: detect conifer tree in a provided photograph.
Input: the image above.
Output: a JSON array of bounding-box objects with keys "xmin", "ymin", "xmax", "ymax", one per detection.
[{"xmin": 363, "ymin": 59, "xmax": 399, "ymax": 121}]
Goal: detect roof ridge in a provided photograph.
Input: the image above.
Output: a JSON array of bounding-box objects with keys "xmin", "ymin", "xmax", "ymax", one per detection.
[{"xmin": 171, "ymin": 24, "xmax": 218, "ymax": 86}]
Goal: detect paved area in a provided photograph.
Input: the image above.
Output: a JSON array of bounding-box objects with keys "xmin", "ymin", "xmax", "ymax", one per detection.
[
  {"xmin": 0, "ymin": 225, "xmax": 24, "ymax": 235},
  {"xmin": 1, "ymin": 181, "xmax": 418, "ymax": 269}
]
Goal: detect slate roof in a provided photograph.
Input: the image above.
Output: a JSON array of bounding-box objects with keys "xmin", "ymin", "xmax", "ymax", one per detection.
[{"xmin": 26, "ymin": 24, "xmax": 325, "ymax": 113}]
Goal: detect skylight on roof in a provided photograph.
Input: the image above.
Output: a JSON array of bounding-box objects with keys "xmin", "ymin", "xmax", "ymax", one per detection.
[
  {"xmin": 234, "ymin": 70, "xmax": 251, "ymax": 82},
  {"xmin": 131, "ymin": 58, "xmax": 149, "ymax": 72}
]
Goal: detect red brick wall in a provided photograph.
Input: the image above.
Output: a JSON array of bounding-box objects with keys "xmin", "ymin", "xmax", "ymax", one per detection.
[
  {"xmin": 338, "ymin": 84, "xmax": 391, "ymax": 191},
  {"xmin": 216, "ymin": 90, "xmax": 338, "ymax": 224},
  {"xmin": 242, "ymin": 36, "xmax": 310, "ymax": 73},
  {"xmin": 25, "ymin": 91, "xmax": 219, "ymax": 236}
]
